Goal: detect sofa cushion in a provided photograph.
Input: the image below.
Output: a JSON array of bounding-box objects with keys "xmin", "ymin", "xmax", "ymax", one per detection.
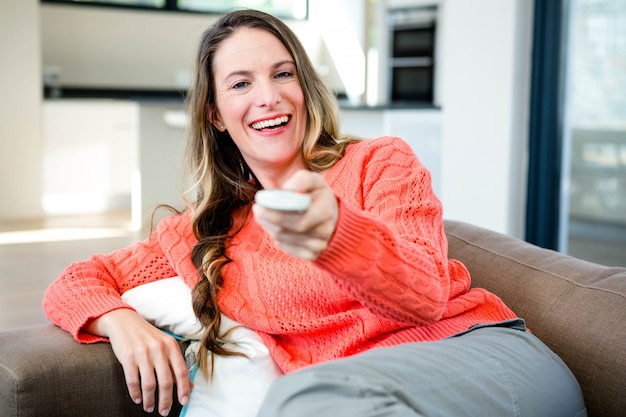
[{"xmin": 444, "ymin": 219, "xmax": 626, "ymax": 417}]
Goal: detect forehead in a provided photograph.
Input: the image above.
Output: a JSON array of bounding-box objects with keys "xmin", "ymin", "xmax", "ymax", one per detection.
[{"xmin": 214, "ymin": 27, "xmax": 292, "ymax": 66}]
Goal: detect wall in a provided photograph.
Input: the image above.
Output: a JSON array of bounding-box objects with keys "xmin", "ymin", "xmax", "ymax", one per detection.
[
  {"xmin": 39, "ymin": 3, "xmax": 335, "ymax": 92},
  {"xmin": 0, "ymin": 1, "xmax": 43, "ymax": 221},
  {"xmin": 40, "ymin": 4, "xmax": 209, "ymax": 90},
  {"xmin": 41, "ymin": 101, "xmax": 138, "ymax": 216},
  {"xmin": 135, "ymin": 103, "xmax": 188, "ymax": 230},
  {"xmin": 439, "ymin": 0, "xmax": 533, "ymax": 237},
  {"xmin": 1, "ymin": 0, "xmax": 534, "ymax": 239},
  {"xmin": 309, "ymin": 0, "xmax": 366, "ymax": 102},
  {"xmin": 360, "ymin": 0, "xmax": 533, "ymax": 237},
  {"xmin": 340, "ymin": 108, "xmax": 442, "ymax": 196}
]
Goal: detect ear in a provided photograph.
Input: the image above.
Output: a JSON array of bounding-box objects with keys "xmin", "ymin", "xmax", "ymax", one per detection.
[{"xmin": 208, "ymin": 107, "xmax": 226, "ymax": 132}]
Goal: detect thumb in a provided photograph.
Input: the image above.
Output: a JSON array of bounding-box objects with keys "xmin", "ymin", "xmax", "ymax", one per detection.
[
  {"xmin": 282, "ymin": 169, "xmax": 326, "ymax": 193},
  {"xmin": 282, "ymin": 170, "xmax": 317, "ymax": 193}
]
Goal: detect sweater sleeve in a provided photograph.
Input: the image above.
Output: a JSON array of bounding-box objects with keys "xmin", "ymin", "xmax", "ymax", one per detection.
[
  {"xmin": 314, "ymin": 137, "xmax": 451, "ymax": 326},
  {"xmin": 43, "ymin": 210, "xmax": 198, "ymax": 343}
]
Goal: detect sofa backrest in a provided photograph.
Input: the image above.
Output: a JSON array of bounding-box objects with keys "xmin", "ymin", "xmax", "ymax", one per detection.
[{"xmin": 444, "ymin": 219, "xmax": 626, "ymax": 417}]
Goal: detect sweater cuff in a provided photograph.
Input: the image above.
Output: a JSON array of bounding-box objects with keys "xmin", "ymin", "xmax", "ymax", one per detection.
[
  {"xmin": 315, "ymin": 197, "xmax": 377, "ymax": 273},
  {"xmin": 67, "ymin": 295, "xmax": 136, "ymax": 344}
]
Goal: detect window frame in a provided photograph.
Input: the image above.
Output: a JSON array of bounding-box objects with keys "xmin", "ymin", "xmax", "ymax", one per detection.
[{"xmin": 40, "ymin": 0, "xmax": 309, "ymax": 20}]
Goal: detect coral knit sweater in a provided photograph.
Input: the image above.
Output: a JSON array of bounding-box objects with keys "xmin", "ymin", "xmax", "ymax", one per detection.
[{"xmin": 44, "ymin": 136, "xmax": 518, "ymax": 374}]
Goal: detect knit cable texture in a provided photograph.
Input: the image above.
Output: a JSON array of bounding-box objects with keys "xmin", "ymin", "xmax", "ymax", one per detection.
[{"xmin": 43, "ymin": 137, "xmax": 518, "ymax": 369}]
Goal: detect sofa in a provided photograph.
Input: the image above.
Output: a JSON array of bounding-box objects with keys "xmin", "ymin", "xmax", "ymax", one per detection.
[{"xmin": 1, "ymin": 219, "xmax": 624, "ymax": 417}]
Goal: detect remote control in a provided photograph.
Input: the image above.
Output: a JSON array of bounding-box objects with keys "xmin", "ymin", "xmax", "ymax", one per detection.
[{"xmin": 254, "ymin": 189, "xmax": 311, "ymax": 212}]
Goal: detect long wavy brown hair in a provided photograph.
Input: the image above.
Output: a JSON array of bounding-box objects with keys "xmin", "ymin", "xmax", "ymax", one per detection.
[{"xmin": 184, "ymin": 9, "xmax": 360, "ymax": 376}]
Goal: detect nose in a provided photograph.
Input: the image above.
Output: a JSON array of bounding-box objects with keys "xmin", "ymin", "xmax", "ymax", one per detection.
[{"xmin": 255, "ymin": 81, "xmax": 281, "ymax": 108}]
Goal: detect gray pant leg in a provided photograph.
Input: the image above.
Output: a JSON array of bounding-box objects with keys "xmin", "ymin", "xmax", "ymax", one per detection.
[{"xmin": 257, "ymin": 324, "xmax": 586, "ymax": 417}]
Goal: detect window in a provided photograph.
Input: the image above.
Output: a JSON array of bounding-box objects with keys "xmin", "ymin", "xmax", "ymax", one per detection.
[
  {"xmin": 41, "ymin": 0, "xmax": 308, "ymax": 19},
  {"xmin": 45, "ymin": 0, "xmax": 166, "ymax": 6},
  {"xmin": 527, "ymin": 0, "xmax": 626, "ymax": 267},
  {"xmin": 178, "ymin": 0, "xmax": 307, "ymax": 19}
]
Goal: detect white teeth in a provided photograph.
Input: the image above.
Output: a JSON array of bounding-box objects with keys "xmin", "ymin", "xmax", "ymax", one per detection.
[{"xmin": 251, "ymin": 116, "xmax": 289, "ymax": 130}]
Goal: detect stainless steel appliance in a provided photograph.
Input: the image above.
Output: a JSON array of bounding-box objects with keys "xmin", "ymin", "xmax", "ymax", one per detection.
[{"xmin": 388, "ymin": 6, "xmax": 437, "ymax": 103}]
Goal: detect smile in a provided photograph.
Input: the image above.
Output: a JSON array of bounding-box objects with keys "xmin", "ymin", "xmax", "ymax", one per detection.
[{"xmin": 250, "ymin": 115, "xmax": 290, "ymax": 131}]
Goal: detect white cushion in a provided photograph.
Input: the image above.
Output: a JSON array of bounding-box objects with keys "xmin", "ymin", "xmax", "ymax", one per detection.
[{"xmin": 122, "ymin": 277, "xmax": 282, "ymax": 417}]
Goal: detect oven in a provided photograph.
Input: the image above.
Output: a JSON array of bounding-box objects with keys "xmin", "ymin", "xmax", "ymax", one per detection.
[{"xmin": 388, "ymin": 7, "xmax": 437, "ymax": 104}]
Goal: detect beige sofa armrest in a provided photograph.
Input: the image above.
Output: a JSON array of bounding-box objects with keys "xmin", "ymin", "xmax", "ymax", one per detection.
[
  {"xmin": 444, "ymin": 219, "xmax": 626, "ymax": 417},
  {"xmin": 0, "ymin": 325, "xmax": 182, "ymax": 417}
]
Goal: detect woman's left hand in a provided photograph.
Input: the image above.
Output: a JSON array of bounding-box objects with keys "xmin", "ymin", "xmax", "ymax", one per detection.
[{"xmin": 252, "ymin": 170, "xmax": 338, "ymax": 260}]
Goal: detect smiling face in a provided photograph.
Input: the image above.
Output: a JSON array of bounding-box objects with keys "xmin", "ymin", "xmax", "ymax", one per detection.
[{"xmin": 210, "ymin": 27, "xmax": 307, "ymax": 189}]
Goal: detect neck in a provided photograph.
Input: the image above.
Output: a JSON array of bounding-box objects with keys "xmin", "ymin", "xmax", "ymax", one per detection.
[{"xmin": 253, "ymin": 163, "xmax": 309, "ymax": 190}]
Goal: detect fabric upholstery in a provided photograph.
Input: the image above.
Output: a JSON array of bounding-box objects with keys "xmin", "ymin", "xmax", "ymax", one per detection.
[
  {"xmin": 445, "ymin": 219, "xmax": 626, "ymax": 417},
  {"xmin": 0, "ymin": 325, "xmax": 182, "ymax": 417},
  {"xmin": 1, "ymin": 220, "xmax": 624, "ymax": 416}
]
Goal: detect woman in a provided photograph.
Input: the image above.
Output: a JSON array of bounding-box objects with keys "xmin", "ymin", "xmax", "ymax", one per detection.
[{"xmin": 44, "ymin": 9, "xmax": 587, "ymax": 417}]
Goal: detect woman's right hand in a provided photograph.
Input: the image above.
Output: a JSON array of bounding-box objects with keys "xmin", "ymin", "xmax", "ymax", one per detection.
[{"xmin": 86, "ymin": 308, "xmax": 191, "ymax": 416}]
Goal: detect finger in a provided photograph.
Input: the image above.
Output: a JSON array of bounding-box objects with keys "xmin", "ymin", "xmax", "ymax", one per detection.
[
  {"xmin": 254, "ymin": 213, "xmax": 281, "ymax": 237},
  {"xmin": 137, "ymin": 362, "xmax": 157, "ymax": 414},
  {"xmin": 272, "ymin": 221, "xmax": 333, "ymax": 244},
  {"xmin": 257, "ymin": 211, "xmax": 307, "ymax": 234},
  {"xmin": 153, "ymin": 356, "xmax": 174, "ymax": 416},
  {"xmin": 169, "ymin": 348, "xmax": 192, "ymax": 406},
  {"xmin": 254, "ymin": 203, "xmax": 318, "ymax": 231},
  {"xmin": 274, "ymin": 239, "xmax": 323, "ymax": 260},
  {"xmin": 152, "ymin": 337, "xmax": 188, "ymax": 416},
  {"xmin": 274, "ymin": 231, "xmax": 329, "ymax": 250},
  {"xmin": 119, "ymin": 361, "xmax": 143, "ymax": 406},
  {"xmin": 254, "ymin": 201, "xmax": 334, "ymax": 249},
  {"xmin": 252, "ymin": 205, "xmax": 293, "ymax": 233},
  {"xmin": 282, "ymin": 169, "xmax": 324, "ymax": 193},
  {"xmin": 274, "ymin": 231, "xmax": 330, "ymax": 259}
]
